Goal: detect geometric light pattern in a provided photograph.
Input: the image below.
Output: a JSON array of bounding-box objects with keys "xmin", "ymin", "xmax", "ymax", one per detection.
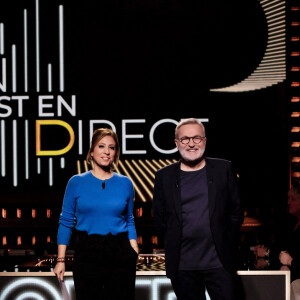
[
  {"xmin": 210, "ymin": 0, "xmax": 286, "ymax": 92},
  {"xmin": 0, "ymin": 275, "xmax": 209, "ymax": 300},
  {"xmin": 0, "ymin": 278, "xmax": 61, "ymax": 300},
  {"xmin": 77, "ymin": 159, "xmax": 178, "ymax": 202},
  {"xmin": 288, "ymin": 2, "xmax": 300, "ymax": 185},
  {"xmin": 0, "ymin": 272, "xmax": 290, "ymax": 300}
]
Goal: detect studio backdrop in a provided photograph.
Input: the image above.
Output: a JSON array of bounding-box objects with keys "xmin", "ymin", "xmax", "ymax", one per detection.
[{"xmin": 0, "ymin": 0, "xmax": 288, "ymax": 218}]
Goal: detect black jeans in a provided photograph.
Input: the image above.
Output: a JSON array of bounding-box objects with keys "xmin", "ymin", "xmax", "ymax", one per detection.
[
  {"xmin": 171, "ymin": 268, "xmax": 245, "ymax": 300},
  {"xmin": 73, "ymin": 230, "xmax": 138, "ymax": 300}
]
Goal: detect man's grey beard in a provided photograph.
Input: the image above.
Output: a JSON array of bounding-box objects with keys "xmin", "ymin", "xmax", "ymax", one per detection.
[{"xmin": 178, "ymin": 148, "xmax": 205, "ymax": 166}]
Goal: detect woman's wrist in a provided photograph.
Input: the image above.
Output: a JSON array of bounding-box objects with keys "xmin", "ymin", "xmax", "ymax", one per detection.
[{"xmin": 56, "ymin": 257, "xmax": 66, "ymax": 263}]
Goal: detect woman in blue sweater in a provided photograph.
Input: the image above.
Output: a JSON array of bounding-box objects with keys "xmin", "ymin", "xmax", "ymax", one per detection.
[{"xmin": 54, "ymin": 128, "xmax": 138, "ymax": 300}]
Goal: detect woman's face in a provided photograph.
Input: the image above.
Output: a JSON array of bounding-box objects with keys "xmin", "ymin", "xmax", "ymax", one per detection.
[
  {"xmin": 91, "ymin": 135, "xmax": 116, "ymax": 169},
  {"xmin": 288, "ymin": 192, "xmax": 300, "ymax": 217}
]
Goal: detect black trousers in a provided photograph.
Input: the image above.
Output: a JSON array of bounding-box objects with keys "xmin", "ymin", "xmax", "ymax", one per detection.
[
  {"xmin": 73, "ymin": 230, "xmax": 138, "ymax": 300},
  {"xmin": 171, "ymin": 268, "xmax": 245, "ymax": 300}
]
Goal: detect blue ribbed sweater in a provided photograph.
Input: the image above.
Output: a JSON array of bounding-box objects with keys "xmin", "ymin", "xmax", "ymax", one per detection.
[{"xmin": 57, "ymin": 171, "xmax": 137, "ymax": 245}]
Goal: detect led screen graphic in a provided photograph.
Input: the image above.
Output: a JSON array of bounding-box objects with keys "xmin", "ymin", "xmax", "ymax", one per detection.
[
  {"xmin": 0, "ymin": 0, "xmax": 288, "ymax": 208},
  {"xmin": 0, "ymin": 272, "xmax": 289, "ymax": 300},
  {"xmin": 0, "ymin": 274, "xmax": 212, "ymax": 300},
  {"xmin": 0, "ymin": 275, "xmax": 185, "ymax": 300}
]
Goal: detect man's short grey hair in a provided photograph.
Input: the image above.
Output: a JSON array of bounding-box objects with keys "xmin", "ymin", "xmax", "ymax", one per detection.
[{"xmin": 175, "ymin": 118, "xmax": 206, "ymax": 139}]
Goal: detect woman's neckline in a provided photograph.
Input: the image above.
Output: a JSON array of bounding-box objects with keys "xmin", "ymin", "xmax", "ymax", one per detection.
[{"xmin": 90, "ymin": 170, "xmax": 114, "ymax": 181}]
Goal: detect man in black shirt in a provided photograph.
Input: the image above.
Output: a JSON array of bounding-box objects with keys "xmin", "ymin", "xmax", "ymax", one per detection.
[{"xmin": 153, "ymin": 118, "xmax": 244, "ymax": 300}]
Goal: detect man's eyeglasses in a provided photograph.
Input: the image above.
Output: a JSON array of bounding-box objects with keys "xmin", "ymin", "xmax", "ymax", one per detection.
[{"xmin": 178, "ymin": 136, "xmax": 206, "ymax": 145}]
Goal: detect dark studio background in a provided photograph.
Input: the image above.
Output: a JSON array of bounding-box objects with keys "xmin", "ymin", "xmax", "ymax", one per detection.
[{"xmin": 0, "ymin": 0, "xmax": 290, "ymax": 257}]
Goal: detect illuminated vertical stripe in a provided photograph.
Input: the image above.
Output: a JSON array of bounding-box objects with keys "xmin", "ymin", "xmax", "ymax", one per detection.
[
  {"xmin": 35, "ymin": 0, "xmax": 40, "ymax": 92},
  {"xmin": 78, "ymin": 120, "xmax": 83, "ymax": 154},
  {"xmin": 0, "ymin": 58, "xmax": 6, "ymax": 92},
  {"xmin": 13, "ymin": 120, "xmax": 17, "ymax": 186},
  {"xmin": 37, "ymin": 158, "xmax": 41, "ymax": 174},
  {"xmin": 0, "ymin": 120, "xmax": 5, "ymax": 176},
  {"xmin": 48, "ymin": 63, "xmax": 52, "ymax": 92},
  {"xmin": 12, "ymin": 45, "xmax": 16, "ymax": 92},
  {"xmin": 77, "ymin": 160, "xmax": 81, "ymax": 174},
  {"xmin": 24, "ymin": 9, "xmax": 28, "ymax": 92},
  {"xmin": 49, "ymin": 157, "xmax": 53, "ymax": 186},
  {"xmin": 25, "ymin": 120, "xmax": 29, "ymax": 179},
  {"xmin": 60, "ymin": 157, "xmax": 65, "ymax": 168},
  {"xmin": 59, "ymin": 5, "xmax": 64, "ymax": 92},
  {"xmin": 84, "ymin": 160, "xmax": 88, "ymax": 172},
  {"xmin": 0, "ymin": 23, "xmax": 4, "ymax": 54}
]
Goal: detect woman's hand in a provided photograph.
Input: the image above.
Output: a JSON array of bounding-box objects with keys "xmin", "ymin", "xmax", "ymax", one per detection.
[
  {"xmin": 54, "ymin": 262, "xmax": 65, "ymax": 281},
  {"xmin": 54, "ymin": 245, "xmax": 67, "ymax": 280},
  {"xmin": 279, "ymin": 251, "xmax": 293, "ymax": 266},
  {"xmin": 130, "ymin": 239, "xmax": 139, "ymax": 254}
]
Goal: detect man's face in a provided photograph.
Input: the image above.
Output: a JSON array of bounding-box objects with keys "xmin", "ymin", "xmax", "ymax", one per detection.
[{"xmin": 175, "ymin": 124, "xmax": 206, "ymax": 163}]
